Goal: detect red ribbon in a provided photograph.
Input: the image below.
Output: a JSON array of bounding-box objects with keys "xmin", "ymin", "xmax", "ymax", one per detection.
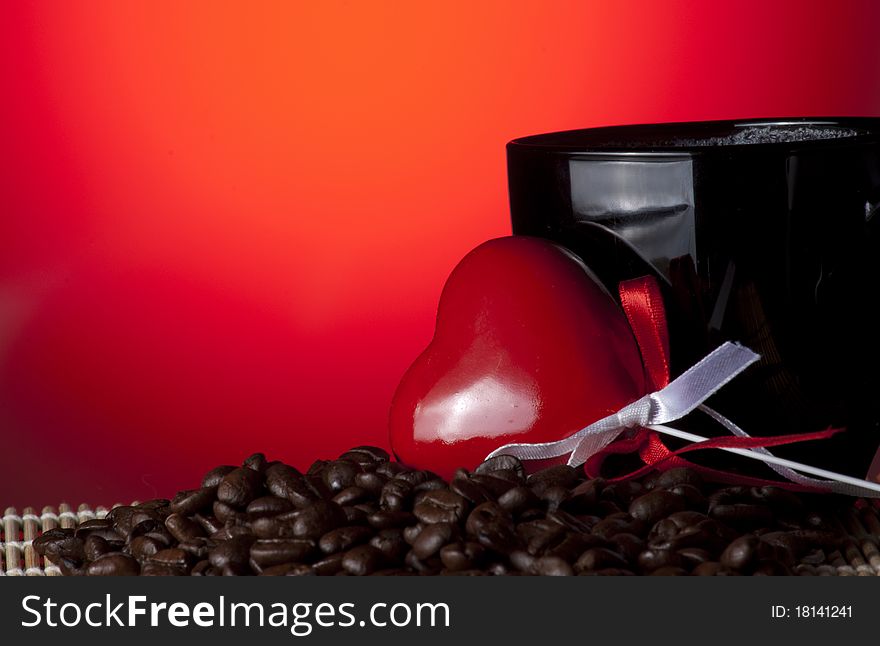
[{"xmin": 584, "ymin": 276, "xmax": 840, "ymax": 492}]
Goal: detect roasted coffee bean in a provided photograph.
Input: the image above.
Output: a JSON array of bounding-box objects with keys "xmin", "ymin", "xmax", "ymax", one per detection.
[
  {"xmin": 601, "ymin": 482, "xmax": 644, "ymax": 506},
  {"xmin": 165, "ymin": 513, "xmax": 206, "ymax": 542},
  {"xmin": 194, "ymin": 514, "xmax": 224, "ymax": 535},
  {"xmin": 191, "ymin": 560, "xmax": 212, "ymax": 576},
  {"xmin": 367, "ymin": 510, "xmax": 415, "ymax": 529},
  {"xmin": 342, "ymin": 505, "xmax": 368, "ymax": 525},
  {"xmin": 177, "ymin": 539, "xmax": 211, "ymax": 560},
  {"xmin": 170, "ymin": 487, "xmax": 217, "ymax": 515},
  {"xmin": 692, "ymin": 561, "xmax": 724, "ymax": 576},
  {"xmin": 319, "ymin": 526, "xmax": 373, "ymax": 554},
  {"xmin": 342, "ymin": 446, "xmax": 390, "ymax": 463},
  {"xmin": 413, "ymin": 522, "xmax": 456, "ymax": 559},
  {"xmin": 260, "ymin": 563, "xmax": 315, "ymax": 576},
  {"xmin": 720, "ymin": 535, "xmax": 759, "ymax": 570},
  {"xmin": 354, "ymin": 472, "xmax": 387, "ymax": 495},
  {"xmin": 655, "ymin": 468, "xmax": 703, "ymax": 490},
  {"xmin": 667, "ymin": 484, "xmax": 707, "ymax": 510},
  {"xmin": 217, "ymin": 468, "xmax": 263, "ymax": 508},
  {"xmin": 243, "ymin": 452, "xmax": 267, "ymax": 472},
  {"xmin": 85, "ymin": 552, "xmax": 141, "ymax": 576},
  {"xmin": 83, "ymin": 535, "xmax": 112, "ymax": 561},
  {"xmin": 250, "ymin": 539, "xmax": 315, "ymax": 568},
  {"xmin": 592, "ymin": 514, "xmax": 643, "ymax": 540},
  {"xmin": 201, "ymin": 465, "xmax": 236, "ymax": 488},
  {"xmin": 677, "ymin": 548, "xmax": 713, "ymax": 568},
  {"xmin": 534, "ymin": 556, "xmax": 573, "ymax": 576},
  {"xmin": 498, "ymin": 486, "xmax": 539, "ymax": 516},
  {"xmin": 129, "ymin": 536, "xmax": 163, "ymax": 561},
  {"xmin": 375, "ymin": 462, "xmax": 407, "ymax": 478},
  {"xmin": 450, "ymin": 477, "xmax": 492, "ymax": 504},
  {"xmin": 528, "ymin": 465, "xmax": 579, "ymax": 495},
  {"xmin": 405, "ymin": 550, "xmax": 442, "ymax": 575},
  {"xmin": 629, "ymin": 490, "xmax": 686, "ymax": 525},
  {"xmin": 475, "ymin": 455, "xmax": 526, "ymax": 479},
  {"xmin": 637, "ymin": 548, "xmax": 683, "ymax": 572},
  {"xmin": 470, "ymin": 474, "xmax": 516, "ymax": 498},
  {"xmin": 609, "ymin": 533, "xmax": 644, "ymax": 564},
  {"xmin": 332, "ymin": 486, "xmax": 370, "ymax": 506},
  {"xmin": 311, "ymin": 553, "xmax": 345, "ymax": 576},
  {"xmin": 403, "ymin": 523, "xmax": 424, "ymax": 545},
  {"xmin": 151, "ymin": 548, "xmax": 193, "ymax": 570},
  {"xmin": 466, "ymin": 503, "xmax": 518, "ymax": 552},
  {"xmin": 370, "ymin": 529, "xmax": 408, "ymax": 562},
  {"xmin": 380, "ymin": 479, "xmax": 413, "ymax": 511},
  {"xmin": 413, "ymin": 490, "xmax": 468, "ymax": 524},
  {"xmin": 246, "ymin": 496, "xmax": 294, "ymax": 518},
  {"xmin": 323, "ymin": 461, "xmax": 358, "ymax": 493},
  {"xmin": 208, "ymin": 536, "xmax": 255, "ymax": 574},
  {"xmin": 141, "ymin": 563, "xmax": 186, "ymax": 576},
  {"xmin": 292, "ymin": 501, "xmax": 346, "ymax": 539},
  {"xmin": 343, "ymin": 545, "xmax": 384, "ymax": 575},
  {"xmin": 74, "ymin": 518, "xmax": 113, "ymax": 539},
  {"xmin": 33, "ymin": 529, "xmax": 85, "ymax": 564},
  {"xmin": 440, "ymin": 541, "xmax": 486, "ymax": 571},
  {"xmin": 710, "ymin": 504, "xmax": 773, "ymax": 529},
  {"xmin": 575, "ymin": 548, "xmax": 629, "ymax": 572},
  {"xmin": 265, "ymin": 465, "xmax": 315, "ymax": 508},
  {"xmin": 212, "ymin": 501, "xmax": 244, "ymax": 525}
]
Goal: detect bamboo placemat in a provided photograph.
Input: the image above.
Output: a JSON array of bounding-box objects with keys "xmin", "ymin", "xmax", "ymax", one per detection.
[{"xmin": 4, "ymin": 501, "xmax": 880, "ymax": 575}]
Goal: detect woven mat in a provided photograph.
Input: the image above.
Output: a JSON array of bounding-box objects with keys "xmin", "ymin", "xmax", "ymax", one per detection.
[{"xmin": 5, "ymin": 501, "xmax": 880, "ymax": 576}]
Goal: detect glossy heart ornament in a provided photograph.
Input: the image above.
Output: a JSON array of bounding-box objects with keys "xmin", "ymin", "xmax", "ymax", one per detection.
[{"xmin": 389, "ymin": 236, "xmax": 646, "ymax": 477}]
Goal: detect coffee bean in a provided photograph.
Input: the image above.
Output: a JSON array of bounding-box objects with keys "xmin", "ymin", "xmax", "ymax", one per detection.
[
  {"xmin": 83, "ymin": 535, "xmax": 112, "ymax": 561},
  {"xmin": 191, "ymin": 560, "xmax": 213, "ymax": 576},
  {"xmin": 655, "ymin": 468, "xmax": 703, "ymax": 490},
  {"xmin": 380, "ymin": 479, "xmax": 413, "ymax": 511},
  {"xmin": 367, "ymin": 510, "xmax": 415, "ymax": 529},
  {"xmin": 692, "ymin": 561, "xmax": 724, "ymax": 576},
  {"xmin": 141, "ymin": 563, "xmax": 186, "ymax": 576},
  {"xmin": 151, "ymin": 548, "xmax": 192, "ymax": 570},
  {"xmin": 710, "ymin": 504, "xmax": 773, "ymax": 529},
  {"xmin": 450, "ymin": 477, "xmax": 492, "ymax": 504},
  {"xmin": 466, "ymin": 503, "xmax": 518, "ymax": 552},
  {"xmin": 243, "ymin": 453, "xmax": 268, "ymax": 472},
  {"xmin": 129, "ymin": 536, "xmax": 163, "ymax": 561},
  {"xmin": 217, "ymin": 468, "xmax": 263, "ymax": 508},
  {"xmin": 332, "ymin": 486, "xmax": 370, "ymax": 506},
  {"xmin": 246, "ymin": 496, "xmax": 294, "ymax": 518},
  {"xmin": 170, "ymin": 487, "xmax": 217, "ymax": 515},
  {"xmin": 354, "ymin": 472, "xmax": 387, "ymax": 495},
  {"xmin": 413, "ymin": 523, "xmax": 456, "ymax": 559},
  {"xmin": 177, "ymin": 539, "xmax": 211, "ymax": 560},
  {"xmin": 208, "ymin": 536, "xmax": 255, "ymax": 574},
  {"xmin": 201, "ymin": 466, "xmax": 236, "ymax": 488},
  {"xmin": 535, "ymin": 556, "xmax": 573, "ymax": 576},
  {"xmin": 609, "ymin": 533, "xmax": 644, "ymax": 563},
  {"xmin": 292, "ymin": 501, "xmax": 346, "ymax": 539},
  {"xmin": 342, "ymin": 545, "xmax": 384, "ymax": 575},
  {"xmin": 440, "ymin": 541, "xmax": 486, "ymax": 571},
  {"xmin": 194, "ymin": 514, "xmax": 224, "ymax": 535},
  {"xmin": 323, "ymin": 461, "xmax": 358, "ymax": 492},
  {"xmin": 414, "ymin": 490, "xmax": 468, "ymax": 524},
  {"xmin": 637, "ymin": 548, "xmax": 683, "ymax": 572},
  {"xmin": 370, "ymin": 529, "xmax": 408, "ymax": 562},
  {"xmin": 528, "ymin": 465, "xmax": 579, "ymax": 494},
  {"xmin": 319, "ymin": 526, "xmax": 373, "ymax": 554},
  {"xmin": 498, "ymin": 486, "xmax": 540, "ymax": 516},
  {"xmin": 720, "ymin": 535, "xmax": 759, "ymax": 570},
  {"xmin": 85, "ymin": 553, "xmax": 140, "ymax": 576},
  {"xmin": 629, "ymin": 490, "xmax": 686, "ymax": 525},
  {"xmin": 475, "ymin": 455, "xmax": 525, "ymax": 479},
  {"xmin": 260, "ymin": 563, "xmax": 315, "ymax": 576},
  {"xmin": 165, "ymin": 513, "xmax": 206, "ymax": 542},
  {"xmin": 250, "ymin": 539, "xmax": 315, "ymax": 568},
  {"xmin": 575, "ymin": 548, "xmax": 629, "ymax": 572},
  {"xmin": 312, "ymin": 553, "xmax": 345, "ymax": 576}
]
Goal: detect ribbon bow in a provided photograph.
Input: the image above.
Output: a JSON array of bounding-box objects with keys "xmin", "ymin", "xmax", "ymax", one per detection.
[{"xmin": 486, "ymin": 276, "xmax": 880, "ymax": 498}]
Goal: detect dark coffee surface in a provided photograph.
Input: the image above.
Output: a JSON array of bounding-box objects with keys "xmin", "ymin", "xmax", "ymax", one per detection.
[{"xmin": 33, "ymin": 449, "xmax": 879, "ymax": 576}]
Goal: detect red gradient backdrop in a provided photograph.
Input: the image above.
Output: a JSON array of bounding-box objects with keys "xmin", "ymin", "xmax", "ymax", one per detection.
[{"xmin": 3, "ymin": 1, "xmax": 880, "ymax": 507}]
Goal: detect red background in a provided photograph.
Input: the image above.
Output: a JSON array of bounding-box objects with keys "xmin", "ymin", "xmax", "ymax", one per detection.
[{"xmin": 3, "ymin": 1, "xmax": 880, "ymax": 508}]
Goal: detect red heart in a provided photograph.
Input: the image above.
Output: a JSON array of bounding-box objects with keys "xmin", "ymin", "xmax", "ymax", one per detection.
[{"xmin": 389, "ymin": 236, "xmax": 646, "ymax": 478}]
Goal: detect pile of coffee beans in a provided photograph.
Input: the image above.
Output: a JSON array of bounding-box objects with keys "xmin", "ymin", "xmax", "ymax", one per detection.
[{"xmin": 33, "ymin": 448, "xmax": 856, "ymax": 575}]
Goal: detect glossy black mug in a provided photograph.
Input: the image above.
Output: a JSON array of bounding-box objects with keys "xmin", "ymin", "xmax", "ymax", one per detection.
[{"xmin": 507, "ymin": 118, "xmax": 880, "ymax": 479}]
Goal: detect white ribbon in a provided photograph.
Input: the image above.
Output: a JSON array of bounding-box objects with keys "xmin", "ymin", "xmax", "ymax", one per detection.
[{"xmin": 486, "ymin": 341, "xmax": 880, "ymax": 498}]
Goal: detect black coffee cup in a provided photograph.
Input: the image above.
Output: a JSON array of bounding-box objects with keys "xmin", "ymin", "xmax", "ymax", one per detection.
[{"xmin": 507, "ymin": 118, "xmax": 880, "ymax": 479}]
